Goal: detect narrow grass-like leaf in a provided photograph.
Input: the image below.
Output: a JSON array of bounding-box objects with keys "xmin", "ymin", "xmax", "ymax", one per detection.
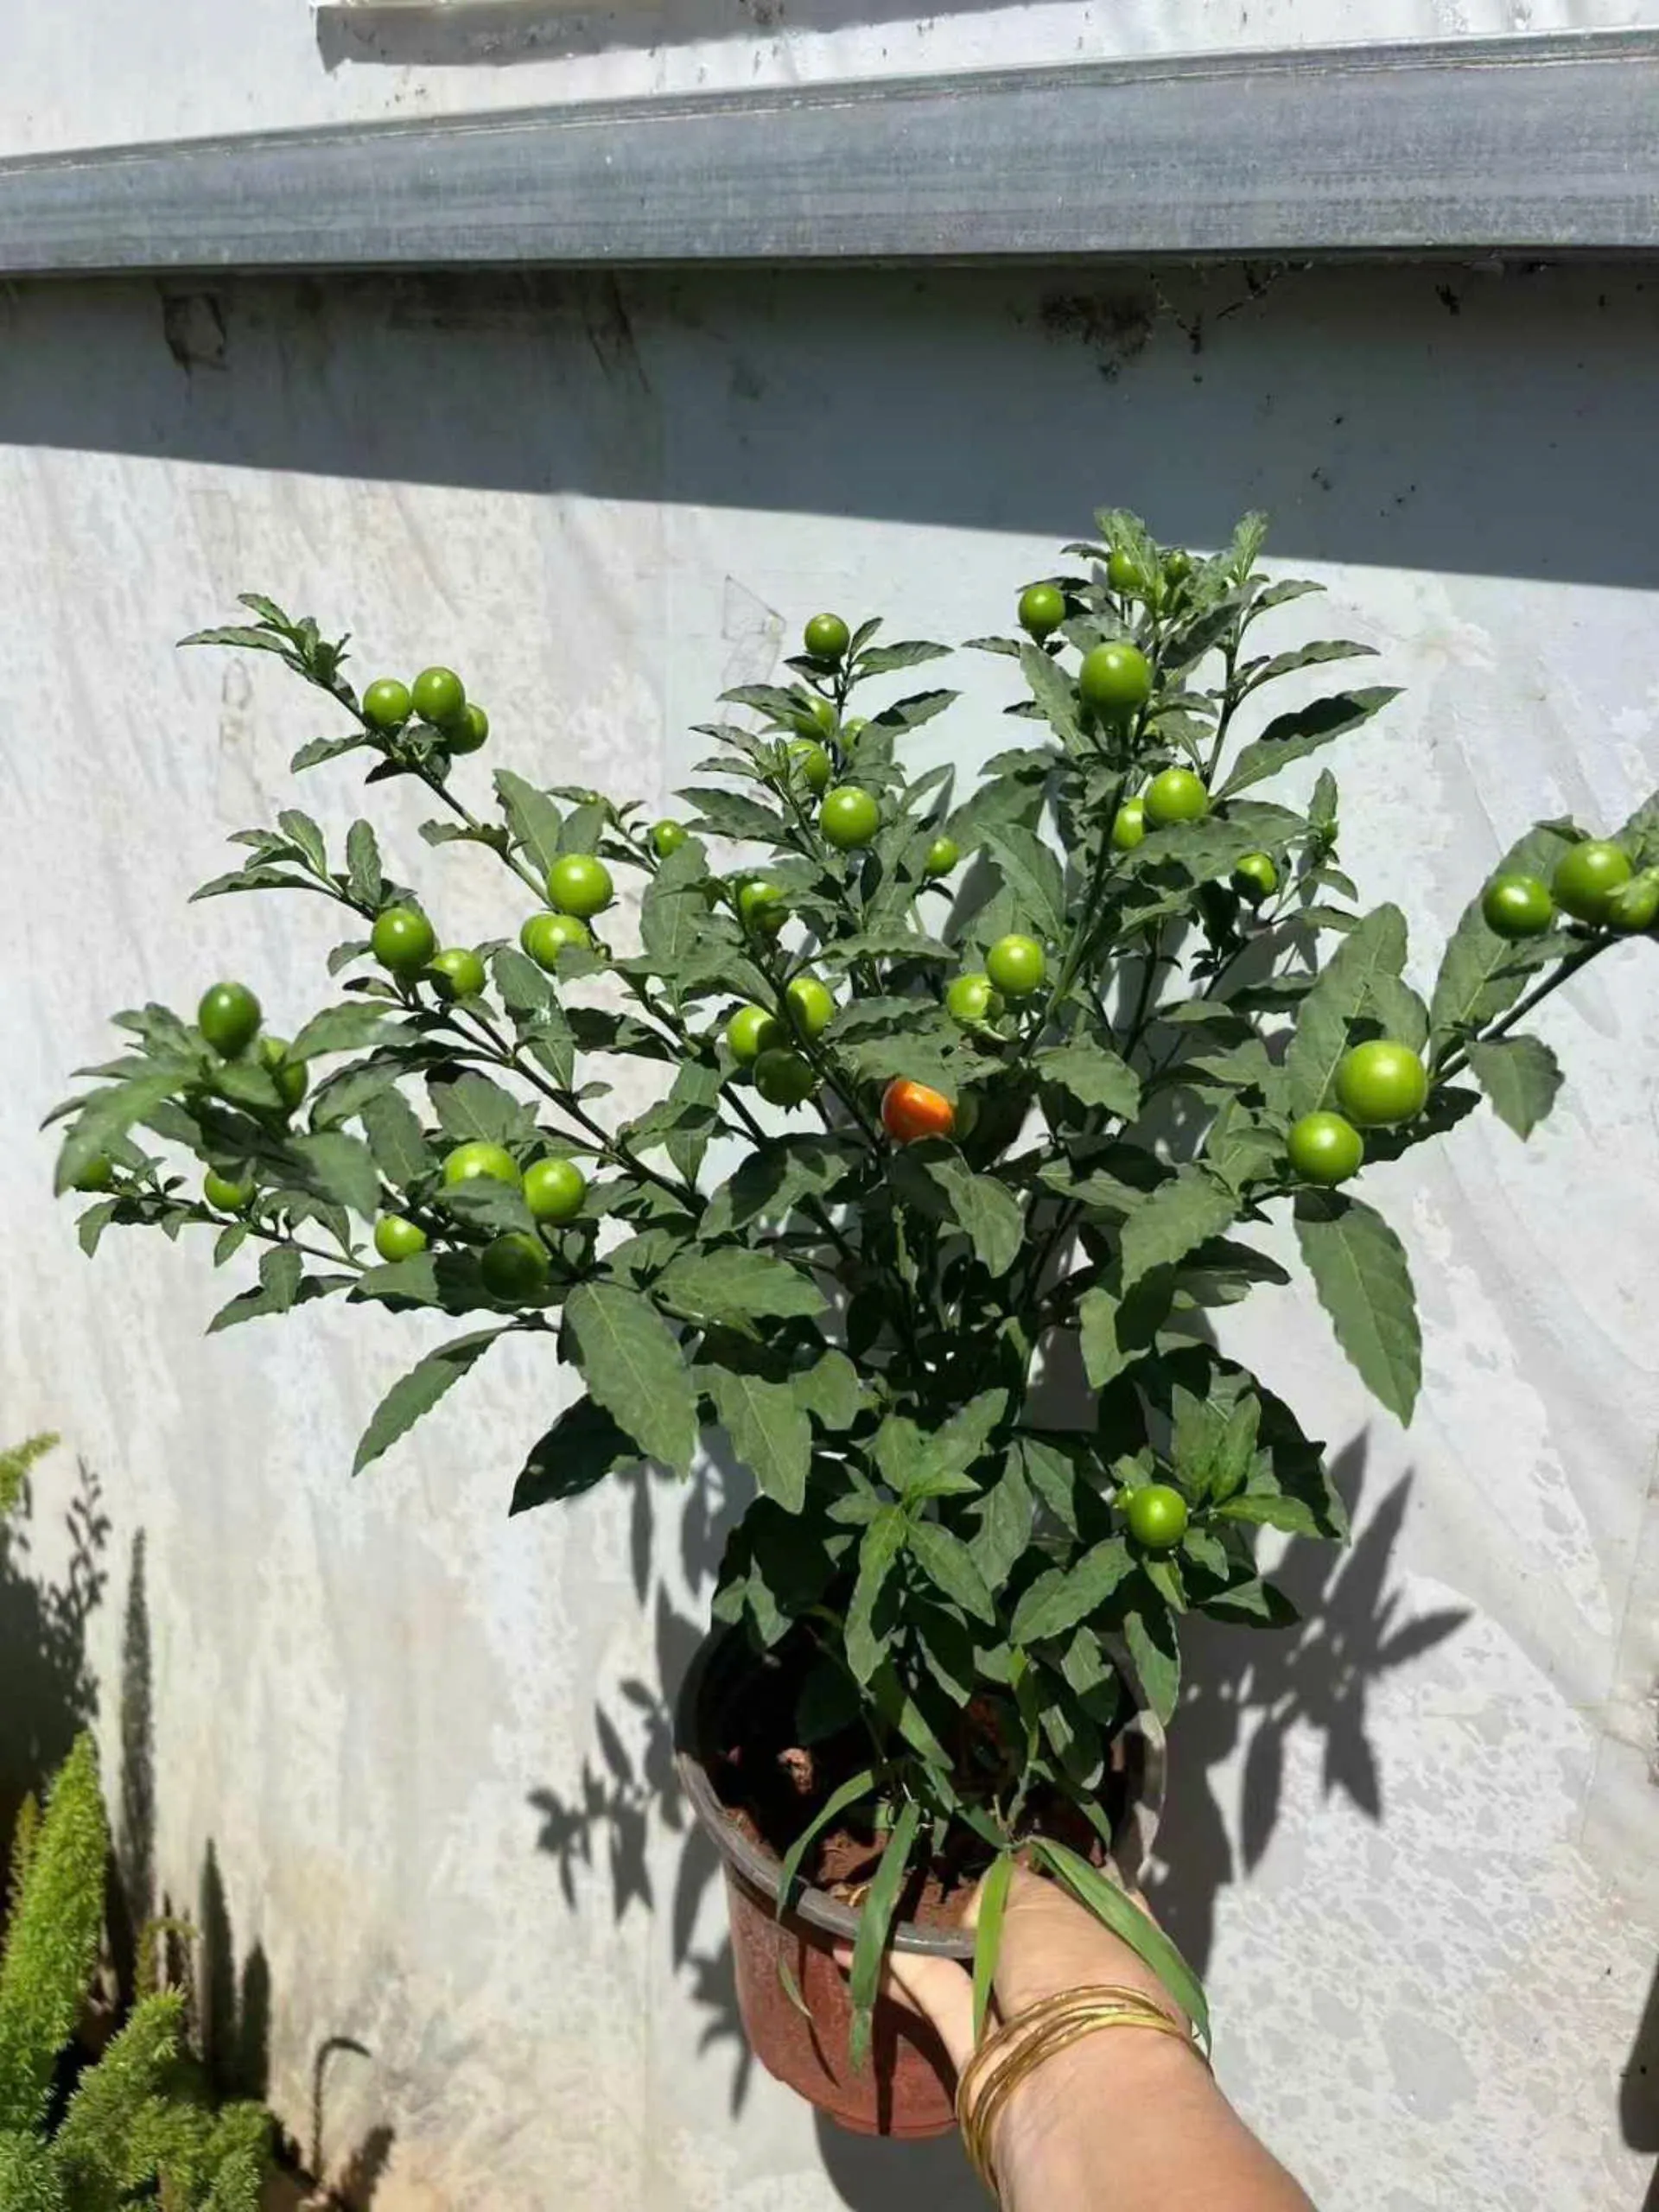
[
  {"xmin": 1029, "ymin": 1836, "xmax": 1209, "ymax": 2049},
  {"xmin": 849, "ymin": 1800, "xmax": 922, "ymax": 2071},
  {"xmin": 971, "ymin": 1851, "xmax": 1014, "ymax": 2044},
  {"xmin": 776, "ymin": 1765, "xmax": 880, "ymax": 1919}
]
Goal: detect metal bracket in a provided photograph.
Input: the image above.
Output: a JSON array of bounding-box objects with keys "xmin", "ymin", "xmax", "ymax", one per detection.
[{"xmin": 2, "ymin": 29, "xmax": 1656, "ymax": 274}]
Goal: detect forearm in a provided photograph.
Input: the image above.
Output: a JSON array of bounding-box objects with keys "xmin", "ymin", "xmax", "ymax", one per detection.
[{"xmin": 996, "ymin": 2031, "xmax": 1315, "ymax": 2212}]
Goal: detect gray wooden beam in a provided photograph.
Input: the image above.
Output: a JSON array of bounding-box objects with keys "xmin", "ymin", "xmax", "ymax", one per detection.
[{"xmin": 2, "ymin": 30, "xmax": 1657, "ymax": 273}]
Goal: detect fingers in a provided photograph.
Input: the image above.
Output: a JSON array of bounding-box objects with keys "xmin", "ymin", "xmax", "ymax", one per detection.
[{"xmin": 830, "ymin": 1942, "xmax": 976, "ymax": 2070}]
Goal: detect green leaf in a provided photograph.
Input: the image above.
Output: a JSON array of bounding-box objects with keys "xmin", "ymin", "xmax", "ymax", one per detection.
[
  {"xmin": 359, "ymin": 1088, "xmax": 429, "ymax": 1189},
  {"xmin": 1219, "ymin": 686, "xmax": 1402, "ymax": 798},
  {"xmin": 971, "ymin": 1852, "xmax": 1014, "ymax": 2044},
  {"xmin": 353, "ymin": 1329, "xmax": 506, "ymax": 1474},
  {"xmin": 855, "ymin": 640, "xmax": 950, "ymax": 675},
  {"xmin": 1286, "ymin": 903, "xmax": 1409, "ymax": 1116},
  {"xmin": 288, "ymin": 1004, "xmax": 400, "ymax": 1060},
  {"xmin": 276, "ymin": 807, "xmax": 327, "ymax": 874},
  {"xmin": 1118, "ymin": 1172, "xmax": 1237, "ymax": 1293},
  {"xmin": 906, "ymin": 1521, "xmax": 997, "ymax": 1625},
  {"xmin": 430, "ymin": 1072, "xmax": 533, "ymax": 1147},
  {"xmin": 346, "ymin": 819, "xmax": 384, "ymax": 910},
  {"xmin": 1243, "ymin": 639, "xmax": 1379, "ymax": 693},
  {"xmin": 205, "ymin": 1246, "xmax": 305, "ymax": 1333},
  {"xmin": 870, "ymin": 688, "xmax": 957, "ymax": 736},
  {"xmin": 1010, "ymin": 1538, "xmax": 1132, "ymax": 1645},
  {"xmin": 351, "ymin": 1254, "xmax": 442, "ymax": 1307},
  {"xmin": 702, "ymin": 1364, "xmax": 811, "ymax": 1512},
  {"xmin": 1122, "ymin": 1599, "xmax": 1181, "ymax": 1724},
  {"xmin": 841, "ymin": 1032, "xmax": 959, "ymax": 1100},
  {"xmin": 776, "ymin": 1765, "xmax": 880, "ymax": 1918},
  {"xmin": 682, "ymin": 788, "xmax": 785, "ymax": 842},
  {"xmin": 1019, "ymin": 641, "xmax": 1081, "ymax": 747},
  {"xmin": 1029, "ymin": 1837, "xmax": 1208, "ymax": 2047},
  {"xmin": 283, "ymin": 1130, "xmax": 380, "ymax": 1219},
  {"xmin": 494, "ymin": 770, "xmax": 563, "ymax": 880},
  {"xmin": 1034, "ymin": 1041, "xmax": 1141, "ymax": 1121},
  {"xmin": 980, "ymin": 822, "xmax": 1066, "ymax": 941},
  {"xmin": 970, "ymin": 1456, "xmax": 1034, "ymax": 1587},
  {"xmin": 1294, "ymin": 1190, "xmax": 1421, "ymax": 1423},
  {"xmin": 702, "ymin": 1138, "xmax": 859, "ymax": 1236},
  {"xmin": 657, "ymin": 1248, "xmax": 824, "ymax": 1327},
  {"xmin": 444, "ymin": 1180, "xmax": 536, "ymax": 1236},
  {"xmin": 848, "ymin": 1800, "xmax": 923, "ymax": 2071},
  {"xmin": 916, "ymin": 1151, "xmax": 1022, "ymax": 1278},
  {"xmin": 1618, "ymin": 786, "xmax": 1659, "ymax": 868},
  {"xmin": 1133, "ymin": 804, "xmax": 1303, "ymax": 886},
  {"xmin": 181, "ymin": 622, "xmax": 293, "ymax": 657},
  {"xmin": 1428, "ymin": 820, "xmax": 1578, "ymax": 1047},
  {"xmin": 292, "ymin": 733, "xmax": 366, "ymax": 773},
  {"xmin": 846, "ymin": 1508, "xmax": 907, "ymax": 1685},
  {"xmin": 564, "ymin": 1282, "xmax": 698, "ymax": 1472},
  {"xmin": 641, "ymin": 838, "xmax": 718, "ymax": 990},
  {"xmin": 511, "ymin": 1396, "xmax": 641, "ymax": 1514},
  {"xmin": 1465, "ymin": 1035, "xmax": 1563, "ymax": 1139},
  {"xmin": 796, "ymin": 1350, "xmax": 868, "ymax": 1432},
  {"xmin": 54, "ymin": 1070, "xmax": 190, "ymax": 1195},
  {"xmin": 905, "ymin": 1391, "xmax": 1008, "ymax": 1497}
]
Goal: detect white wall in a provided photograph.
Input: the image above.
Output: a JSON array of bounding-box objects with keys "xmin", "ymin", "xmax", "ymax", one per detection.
[
  {"xmin": 3, "ymin": 253, "xmax": 1658, "ymax": 2209},
  {"xmin": 0, "ymin": 0, "xmax": 1652, "ymax": 158}
]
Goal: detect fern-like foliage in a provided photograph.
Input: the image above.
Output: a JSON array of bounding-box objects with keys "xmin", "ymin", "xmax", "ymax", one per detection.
[
  {"xmin": 0, "ymin": 1435, "xmax": 60, "ymax": 1522},
  {"xmin": 0, "ymin": 1733, "xmax": 106, "ymax": 2133}
]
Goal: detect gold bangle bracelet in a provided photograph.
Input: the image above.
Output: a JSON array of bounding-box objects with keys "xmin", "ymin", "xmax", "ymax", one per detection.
[{"xmin": 956, "ymin": 1984, "xmax": 1211, "ymax": 2202}]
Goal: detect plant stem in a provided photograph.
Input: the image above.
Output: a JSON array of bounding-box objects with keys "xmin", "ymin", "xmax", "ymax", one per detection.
[{"xmin": 1437, "ymin": 938, "xmax": 1605, "ymax": 1081}]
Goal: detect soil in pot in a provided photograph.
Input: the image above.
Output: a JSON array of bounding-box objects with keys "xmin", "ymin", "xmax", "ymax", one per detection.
[{"xmin": 692, "ymin": 1630, "xmax": 1135, "ymax": 2139}]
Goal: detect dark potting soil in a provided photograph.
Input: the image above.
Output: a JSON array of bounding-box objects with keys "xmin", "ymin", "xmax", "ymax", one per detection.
[{"xmin": 705, "ymin": 1635, "xmax": 1128, "ymax": 1931}]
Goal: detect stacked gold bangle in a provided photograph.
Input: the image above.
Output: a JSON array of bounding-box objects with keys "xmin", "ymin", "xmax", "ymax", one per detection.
[{"xmin": 956, "ymin": 1982, "xmax": 1211, "ymax": 2200}]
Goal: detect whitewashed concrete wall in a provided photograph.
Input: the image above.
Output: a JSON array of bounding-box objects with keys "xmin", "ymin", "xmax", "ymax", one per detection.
[
  {"xmin": 3, "ymin": 255, "xmax": 1659, "ymax": 2210},
  {"xmin": 0, "ymin": 0, "xmax": 1651, "ymax": 159}
]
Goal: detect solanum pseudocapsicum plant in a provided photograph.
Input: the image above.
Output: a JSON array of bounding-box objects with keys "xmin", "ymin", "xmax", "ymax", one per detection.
[{"xmin": 49, "ymin": 514, "xmax": 1659, "ymax": 2050}]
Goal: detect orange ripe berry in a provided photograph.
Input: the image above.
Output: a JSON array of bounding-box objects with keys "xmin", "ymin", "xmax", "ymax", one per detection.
[{"xmin": 880, "ymin": 1077, "xmax": 956, "ymax": 1144}]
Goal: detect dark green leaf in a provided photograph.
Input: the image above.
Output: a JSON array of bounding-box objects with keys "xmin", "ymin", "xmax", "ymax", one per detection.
[
  {"xmin": 283, "ymin": 1130, "xmax": 381, "ymax": 1219},
  {"xmin": 359, "ymin": 1088, "xmax": 429, "ymax": 1189},
  {"xmin": 1294, "ymin": 1191, "xmax": 1421, "ymax": 1423},
  {"xmin": 1119, "ymin": 1172, "xmax": 1236, "ymax": 1293},
  {"xmin": 511, "ymin": 1396, "xmax": 641, "ymax": 1515},
  {"xmin": 1122, "ymin": 1599, "xmax": 1181, "ymax": 1724},
  {"xmin": 564, "ymin": 1282, "xmax": 697, "ymax": 1472},
  {"xmin": 846, "ymin": 1508, "xmax": 907, "ymax": 1686},
  {"xmin": 353, "ymin": 1328, "xmax": 506, "ymax": 1474},
  {"xmin": 444, "ymin": 1180, "xmax": 536, "ymax": 1236},
  {"xmin": 702, "ymin": 1138, "xmax": 859, "ymax": 1236},
  {"xmin": 292, "ymin": 734, "xmax": 366, "ymax": 774},
  {"xmin": 346, "ymin": 819, "xmax": 384, "ymax": 910},
  {"xmin": 430, "ymin": 1072, "xmax": 533, "ymax": 1147},
  {"xmin": 1243, "ymin": 640, "xmax": 1379, "ymax": 694},
  {"xmin": 657, "ymin": 1248, "xmax": 824, "ymax": 1327},
  {"xmin": 702, "ymin": 1364, "xmax": 811, "ymax": 1511},
  {"xmin": 206, "ymin": 1246, "xmax": 305, "ymax": 1333},
  {"xmin": 1019, "ymin": 641, "xmax": 1081, "ymax": 747},
  {"xmin": 906, "ymin": 1522, "xmax": 997, "ymax": 1624},
  {"xmin": 1034, "ymin": 1042, "xmax": 1141, "ymax": 1121},
  {"xmin": 855, "ymin": 640, "xmax": 950, "ymax": 675},
  {"xmin": 904, "ymin": 1391, "xmax": 1008, "ymax": 1497},
  {"xmin": 54, "ymin": 1071, "xmax": 189, "ymax": 1195},
  {"xmin": 1219, "ymin": 687, "xmax": 1402, "ymax": 797},
  {"xmin": 289, "ymin": 1004, "xmax": 401, "ymax": 1061},
  {"xmin": 916, "ymin": 1152, "xmax": 1022, "ymax": 1278},
  {"xmin": 1465, "ymin": 1035, "xmax": 1563, "ymax": 1139},
  {"xmin": 277, "ymin": 808, "xmax": 327, "ymax": 874},
  {"xmin": 1010, "ymin": 1538, "xmax": 1132, "ymax": 1645},
  {"xmin": 970, "ymin": 1456, "xmax": 1034, "ymax": 1587},
  {"xmin": 681, "ymin": 788, "xmax": 785, "ymax": 842},
  {"xmin": 1286, "ymin": 904, "xmax": 1409, "ymax": 1116},
  {"xmin": 979, "ymin": 823, "xmax": 1066, "ymax": 941},
  {"xmin": 494, "ymin": 770, "xmax": 563, "ymax": 880},
  {"xmin": 1428, "ymin": 820, "xmax": 1577, "ymax": 1047}
]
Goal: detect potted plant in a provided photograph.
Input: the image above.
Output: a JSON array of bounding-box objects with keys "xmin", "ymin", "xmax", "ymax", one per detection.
[{"xmin": 48, "ymin": 512, "xmax": 1657, "ymax": 2139}]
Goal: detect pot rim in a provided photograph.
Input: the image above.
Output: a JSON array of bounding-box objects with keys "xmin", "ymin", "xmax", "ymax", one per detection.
[{"xmin": 673, "ymin": 1624, "xmax": 1166, "ymax": 1961}]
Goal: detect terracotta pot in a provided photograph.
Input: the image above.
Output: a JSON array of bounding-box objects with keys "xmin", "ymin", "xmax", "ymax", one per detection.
[{"xmin": 674, "ymin": 1629, "xmax": 1166, "ymax": 2140}]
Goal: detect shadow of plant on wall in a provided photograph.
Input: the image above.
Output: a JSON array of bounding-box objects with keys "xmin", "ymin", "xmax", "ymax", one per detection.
[
  {"xmin": 0, "ymin": 1444, "xmax": 106, "ymax": 1855},
  {"xmin": 111, "ymin": 1526, "xmax": 396, "ymax": 2208},
  {"xmin": 525, "ymin": 1429, "xmax": 1465, "ymax": 2199}
]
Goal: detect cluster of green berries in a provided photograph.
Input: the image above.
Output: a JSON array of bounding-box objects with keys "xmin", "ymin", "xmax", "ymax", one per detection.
[{"xmin": 361, "ymin": 664, "xmax": 490, "ymax": 756}]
